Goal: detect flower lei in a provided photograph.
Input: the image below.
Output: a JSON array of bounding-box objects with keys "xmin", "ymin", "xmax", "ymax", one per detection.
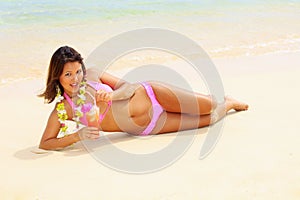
[{"xmin": 55, "ymin": 81, "xmax": 87, "ymax": 136}]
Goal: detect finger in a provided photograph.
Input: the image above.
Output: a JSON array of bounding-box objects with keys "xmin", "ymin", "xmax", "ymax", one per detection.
[
  {"xmin": 92, "ymin": 135, "xmax": 100, "ymax": 140},
  {"xmin": 104, "ymin": 93, "xmax": 109, "ymax": 99},
  {"xmin": 87, "ymin": 126, "xmax": 99, "ymax": 131},
  {"xmin": 97, "ymin": 90, "xmax": 105, "ymax": 96},
  {"xmin": 97, "ymin": 91, "xmax": 110, "ymax": 101},
  {"xmin": 108, "ymin": 93, "xmax": 112, "ymax": 100},
  {"xmin": 103, "ymin": 93, "xmax": 109, "ymax": 101},
  {"xmin": 89, "ymin": 133, "xmax": 100, "ymax": 140},
  {"xmin": 90, "ymin": 131, "xmax": 100, "ymax": 136},
  {"xmin": 104, "ymin": 93, "xmax": 111, "ymax": 102},
  {"xmin": 96, "ymin": 90, "xmax": 104, "ymax": 99},
  {"xmin": 96, "ymin": 93, "xmax": 102, "ymax": 101},
  {"xmin": 87, "ymin": 127, "xmax": 100, "ymax": 135},
  {"xmin": 96, "ymin": 89, "xmax": 104, "ymax": 94}
]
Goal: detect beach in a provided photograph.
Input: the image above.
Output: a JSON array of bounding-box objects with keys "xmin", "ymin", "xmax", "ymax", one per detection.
[
  {"xmin": 1, "ymin": 52, "xmax": 300, "ymax": 199},
  {"xmin": 1, "ymin": 0, "xmax": 300, "ymax": 199}
]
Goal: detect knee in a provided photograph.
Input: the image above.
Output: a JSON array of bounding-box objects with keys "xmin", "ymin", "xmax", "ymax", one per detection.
[
  {"xmin": 210, "ymin": 111, "xmax": 219, "ymax": 124},
  {"xmin": 210, "ymin": 95, "xmax": 218, "ymax": 112},
  {"xmin": 199, "ymin": 94, "xmax": 218, "ymax": 114}
]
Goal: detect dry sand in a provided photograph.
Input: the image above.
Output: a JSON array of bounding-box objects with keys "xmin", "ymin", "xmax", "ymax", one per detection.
[{"xmin": 1, "ymin": 52, "xmax": 300, "ymax": 199}]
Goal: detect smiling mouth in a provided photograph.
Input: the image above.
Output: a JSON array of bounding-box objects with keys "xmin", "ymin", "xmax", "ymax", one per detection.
[
  {"xmin": 70, "ymin": 83, "xmax": 80, "ymax": 90},
  {"xmin": 70, "ymin": 83, "xmax": 78, "ymax": 87}
]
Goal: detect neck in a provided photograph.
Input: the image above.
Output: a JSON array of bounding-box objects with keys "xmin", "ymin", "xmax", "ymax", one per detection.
[{"xmin": 64, "ymin": 91, "xmax": 77, "ymax": 98}]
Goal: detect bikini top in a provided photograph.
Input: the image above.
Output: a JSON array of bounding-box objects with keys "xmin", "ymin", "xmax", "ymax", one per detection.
[{"xmin": 63, "ymin": 81, "xmax": 113, "ymax": 126}]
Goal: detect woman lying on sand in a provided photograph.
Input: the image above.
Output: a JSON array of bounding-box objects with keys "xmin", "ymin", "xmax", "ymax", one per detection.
[{"xmin": 38, "ymin": 46, "xmax": 248, "ymax": 150}]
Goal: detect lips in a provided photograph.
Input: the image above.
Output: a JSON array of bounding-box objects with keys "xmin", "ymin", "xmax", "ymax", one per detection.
[
  {"xmin": 70, "ymin": 83, "xmax": 79, "ymax": 87},
  {"xmin": 69, "ymin": 83, "xmax": 80, "ymax": 93}
]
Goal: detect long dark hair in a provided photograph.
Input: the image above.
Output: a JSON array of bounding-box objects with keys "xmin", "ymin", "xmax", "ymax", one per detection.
[{"xmin": 39, "ymin": 46, "xmax": 86, "ymax": 103}]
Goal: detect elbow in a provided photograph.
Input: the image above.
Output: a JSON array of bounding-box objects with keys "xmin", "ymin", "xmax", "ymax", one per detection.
[
  {"xmin": 39, "ymin": 139, "xmax": 55, "ymax": 151},
  {"xmin": 39, "ymin": 141, "xmax": 51, "ymax": 150}
]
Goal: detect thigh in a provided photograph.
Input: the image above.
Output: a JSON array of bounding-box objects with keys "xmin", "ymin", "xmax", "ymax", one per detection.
[
  {"xmin": 152, "ymin": 112, "xmax": 211, "ymax": 134},
  {"xmin": 149, "ymin": 81, "xmax": 214, "ymax": 115}
]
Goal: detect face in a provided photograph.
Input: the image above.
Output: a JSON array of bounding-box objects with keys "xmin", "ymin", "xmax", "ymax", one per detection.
[{"xmin": 59, "ymin": 61, "xmax": 84, "ymax": 96}]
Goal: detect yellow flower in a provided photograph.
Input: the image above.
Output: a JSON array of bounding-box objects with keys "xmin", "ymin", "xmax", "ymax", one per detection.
[
  {"xmin": 58, "ymin": 113, "xmax": 68, "ymax": 120},
  {"xmin": 79, "ymin": 88, "xmax": 85, "ymax": 95},
  {"xmin": 62, "ymin": 113, "xmax": 68, "ymax": 120},
  {"xmin": 56, "ymin": 103, "xmax": 65, "ymax": 111},
  {"xmin": 75, "ymin": 110, "xmax": 83, "ymax": 118},
  {"xmin": 77, "ymin": 98, "xmax": 84, "ymax": 105},
  {"xmin": 61, "ymin": 126, "xmax": 68, "ymax": 133}
]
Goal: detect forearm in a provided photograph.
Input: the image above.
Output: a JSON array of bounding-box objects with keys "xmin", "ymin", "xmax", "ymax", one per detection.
[
  {"xmin": 39, "ymin": 132, "xmax": 80, "ymax": 150},
  {"xmin": 111, "ymin": 83, "xmax": 138, "ymax": 101},
  {"xmin": 88, "ymin": 69, "xmax": 138, "ymax": 100}
]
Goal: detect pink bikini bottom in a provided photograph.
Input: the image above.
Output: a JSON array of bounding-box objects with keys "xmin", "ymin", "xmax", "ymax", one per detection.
[{"xmin": 140, "ymin": 82, "xmax": 164, "ymax": 136}]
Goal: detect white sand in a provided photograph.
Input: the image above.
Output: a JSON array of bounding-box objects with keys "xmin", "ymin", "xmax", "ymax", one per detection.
[{"xmin": 1, "ymin": 52, "xmax": 300, "ymax": 199}]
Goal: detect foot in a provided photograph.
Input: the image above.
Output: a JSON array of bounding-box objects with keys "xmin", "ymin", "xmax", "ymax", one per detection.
[{"xmin": 225, "ymin": 96, "xmax": 249, "ymax": 112}]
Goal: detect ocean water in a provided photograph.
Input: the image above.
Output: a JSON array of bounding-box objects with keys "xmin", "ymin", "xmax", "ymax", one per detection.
[
  {"xmin": 1, "ymin": 0, "xmax": 300, "ymax": 29},
  {"xmin": 1, "ymin": 0, "xmax": 300, "ymax": 85}
]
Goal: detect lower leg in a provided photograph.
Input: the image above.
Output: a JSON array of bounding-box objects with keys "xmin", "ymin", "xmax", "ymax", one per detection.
[{"xmin": 155, "ymin": 96, "xmax": 248, "ymax": 134}]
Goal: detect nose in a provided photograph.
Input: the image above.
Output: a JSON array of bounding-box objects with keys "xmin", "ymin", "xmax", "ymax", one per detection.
[{"xmin": 72, "ymin": 74, "xmax": 79, "ymax": 81}]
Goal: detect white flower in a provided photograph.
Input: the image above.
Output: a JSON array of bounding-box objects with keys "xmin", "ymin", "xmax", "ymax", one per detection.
[
  {"xmin": 73, "ymin": 116, "xmax": 80, "ymax": 121},
  {"xmin": 57, "ymin": 109, "xmax": 67, "ymax": 114},
  {"xmin": 77, "ymin": 94, "xmax": 86, "ymax": 101},
  {"xmin": 56, "ymin": 95, "xmax": 64, "ymax": 103}
]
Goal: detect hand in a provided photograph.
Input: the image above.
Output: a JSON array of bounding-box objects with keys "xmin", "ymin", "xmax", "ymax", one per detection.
[
  {"xmin": 95, "ymin": 90, "xmax": 112, "ymax": 103},
  {"xmin": 77, "ymin": 127, "xmax": 100, "ymax": 140}
]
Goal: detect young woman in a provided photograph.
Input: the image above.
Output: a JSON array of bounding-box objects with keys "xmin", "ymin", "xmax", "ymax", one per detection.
[{"xmin": 39, "ymin": 46, "xmax": 248, "ymax": 150}]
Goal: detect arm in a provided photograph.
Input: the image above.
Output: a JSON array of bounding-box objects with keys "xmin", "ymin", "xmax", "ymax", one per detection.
[
  {"xmin": 39, "ymin": 109, "xmax": 99, "ymax": 150},
  {"xmin": 86, "ymin": 68, "xmax": 127, "ymax": 89},
  {"xmin": 39, "ymin": 109, "xmax": 79, "ymax": 150},
  {"xmin": 86, "ymin": 68, "xmax": 138, "ymax": 101}
]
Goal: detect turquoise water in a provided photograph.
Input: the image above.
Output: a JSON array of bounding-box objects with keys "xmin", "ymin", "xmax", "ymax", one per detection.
[
  {"xmin": 1, "ymin": 0, "xmax": 300, "ymax": 28},
  {"xmin": 1, "ymin": 0, "xmax": 300, "ymax": 85}
]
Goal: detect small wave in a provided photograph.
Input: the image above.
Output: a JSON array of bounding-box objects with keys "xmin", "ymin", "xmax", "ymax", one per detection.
[{"xmin": 209, "ymin": 37, "xmax": 300, "ymax": 57}]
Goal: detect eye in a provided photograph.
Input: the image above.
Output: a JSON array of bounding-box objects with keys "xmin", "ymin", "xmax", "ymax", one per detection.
[
  {"xmin": 76, "ymin": 69, "xmax": 82, "ymax": 74},
  {"xmin": 65, "ymin": 72, "xmax": 71, "ymax": 77}
]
